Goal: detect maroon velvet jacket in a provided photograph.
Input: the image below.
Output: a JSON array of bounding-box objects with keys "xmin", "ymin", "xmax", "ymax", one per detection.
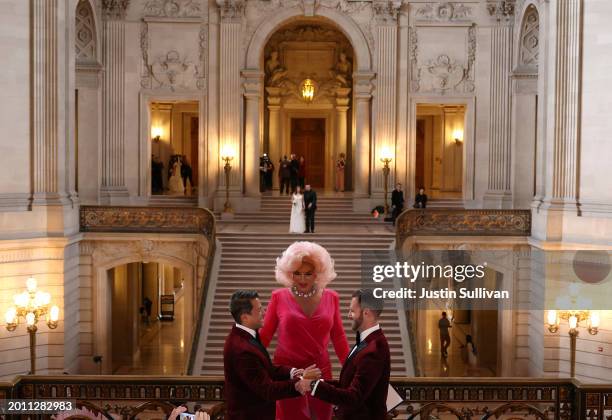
[
  {"xmin": 313, "ymin": 328, "xmax": 391, "ymax": 420},
  {"xmin": 223, "ymin": 325, "xmax": 299, "ymax": 420}
]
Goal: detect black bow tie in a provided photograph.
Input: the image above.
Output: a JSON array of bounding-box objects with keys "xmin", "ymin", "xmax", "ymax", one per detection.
[{"xmin": 355, "ymin": 332, "xmax": 361, "ymax": 346}]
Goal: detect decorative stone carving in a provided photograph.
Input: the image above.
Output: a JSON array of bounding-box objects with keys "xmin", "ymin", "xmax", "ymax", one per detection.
[
  {"xmin": 415, "ymin": 2, "xmax": 473, "ymax": 22},
  {"xmin": 139, "ymin": 22, "xmax": 152, "ymax": 89},
  {"xmin": 265, "ymin": 51, "xmax": 289, "ymax": 87},
  {"xmin": 519, "ymin": 5, "xmax": 539, "ymax": 67},
  {"xmin": 487, "ymin": 0, "xmax": 516, "ymax": 22},
  {"xmin": 150, "ymin": 50, "xmax": 198, "ymax": 91},
  {"xmin": 372, "ymin": 0, "xmax": 402, "ymax": 23},
  {"xmin": 76, "ymin": 0, "xmax": 97, "ymax": 63},
  {"xmin": 101, "ymin": 0, "xmax": 130, "ymax": 20},
  {"xmin": 330, "ymin": 51, "xmax": 352, "ymax": 88},
  {"xmin": 143, "ymin": 0, "xmax": 202, "ymax": 18},
  {"xmin": 410, "ymin": 25, "xmax": 476, "ymax": 94},
  {"xmin": 216, "ymin": 0, "xmax": 245, "ymax": 21},
  {"xmin": 197, "ymin": 25, "xmax": 208, "ymax": 90}
]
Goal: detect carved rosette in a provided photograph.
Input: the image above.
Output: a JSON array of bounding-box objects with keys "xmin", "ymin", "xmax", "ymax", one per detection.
[
  {"xmin": 415, "ymin": 2, "xmax": 473, "ymax": 22},
  {"xmin": 101, "ymin": 0, "xmax": 131, "ymax": 20},
  {"xmin": 143, "ymin": 0, "xmax": 202, "ymax": 18}
]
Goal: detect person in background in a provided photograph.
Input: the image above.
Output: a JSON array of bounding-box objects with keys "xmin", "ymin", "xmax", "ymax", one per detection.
[
  {"xmin": 438, "ymin": 311, "xmax": 452, "ymax": 358},
  {"xmin": 265, "ymin": 155, "xmax": 274, "ymax": 190},
  {"xmin": 391, "ymin": 183, "xmax": 404, "ymax": 225},
  {"xmin": 462, "ymin": 334, "xmax": 478, "ymax": 375},
  {"xmin": 335, "ymin": 153, "xmax": 346, "ymax": 192},
  {"xmin": 414, "ymin": 187, "xmax": 428, "ymax": 209},
  {"xmin": 303, "ymin": 185, "xmax": 317, "ymax": 234},
  {"xmin": 298, "ymin": 156, "xmax": 306, "ymax": 190},
  {"xmin": 280, "ymin": 156, "xmax": 291, "ymax": 195},
  {"xmin": 290, "ymin": 154, "xmax": 299, "ymax": 194}
]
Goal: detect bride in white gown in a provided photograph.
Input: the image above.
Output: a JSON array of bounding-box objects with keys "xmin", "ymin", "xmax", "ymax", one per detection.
[
  {"xmin": 289, "ymin": 186, "xmax": 306, "ymax": 233},
  {"xmin": 168, "ymin": 158, "xmax": 185, "ymax": 195}
]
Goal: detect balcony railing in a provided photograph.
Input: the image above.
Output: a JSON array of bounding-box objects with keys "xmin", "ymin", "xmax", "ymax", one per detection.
[
  {"xmin": 1, "ymin": 376, "xmax": 610, "ymax": 419},
  {"xmin": 396, "ymin": 209, "xmax": 531, "ymax": 248}
]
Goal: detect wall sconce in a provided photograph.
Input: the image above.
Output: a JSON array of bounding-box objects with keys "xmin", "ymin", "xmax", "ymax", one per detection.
[
  {"xmin": 151, "ymin": 126, "xmax": 163, "ymax": 143},
  {"xmin": 453, "ymin": 128, "xmax": 463, "ymax": 145},
  {"xmin": 221, "ymin": 145, "xmax": 235, "ymax": 214},
  {"xmin": 379, "ymin": 146, "xmax": 394, "ymax": 216},
  {"xmin": 300, "ymin": 79, "xmax": 316, "ymax": 103},
  {"xmin": 546, "ymin": 309, "xmax": 600, "ymax": 377}
]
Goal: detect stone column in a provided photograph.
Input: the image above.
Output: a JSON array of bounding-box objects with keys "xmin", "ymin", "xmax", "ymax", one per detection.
[
  {"xmin": 335, "ymin": 88, "xmax": 351, "ymax": 160},
  {"xmin": 267, "ymin": 87, "xmax": 282, "ymax": 190},
  {"xmin": 353, "ymin": 73, "xmax": 374, "ymax": 198},
  {"xmin": 217, "ymin": 0, "xmax": 244, "ymax": 196},
  {"xmin": 483, "ymin": 0, "xmax": 515, "ymax": 208},
  {"xmin": 372, "ymin": 1, "xmax": 400, "ymax": 195},
  {"xmin": 100, "ymin": 0, "xmax": 130, "ymax": 203},
  {"xmin": 242, "ymin": 70, "xmax": 263, "ymax": 198}
]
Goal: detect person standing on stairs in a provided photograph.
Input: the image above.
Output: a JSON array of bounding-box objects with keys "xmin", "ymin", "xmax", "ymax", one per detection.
[
  {"xmin": 259, "ymin": 242, "xmax": 350, "ymax": 420},
  {"xmin": 303, "ymin": 185, "xmax": 317, "ymax": 234},
  {"xmin": 290, "ymin": 186, "xmax": 306, "ymax": 234}
]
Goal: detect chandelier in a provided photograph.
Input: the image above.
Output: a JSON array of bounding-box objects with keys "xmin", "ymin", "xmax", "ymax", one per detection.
[{"xmin": 300, "ymin": 78, "xmax": 316, "ymax": 103}]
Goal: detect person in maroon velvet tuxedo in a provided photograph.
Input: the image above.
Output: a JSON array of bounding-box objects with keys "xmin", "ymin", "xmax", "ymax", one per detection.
[
  {"xmin": 294, "ymin": 289, "xmax": 391, "ymax": 420},
  {"xmin": 223, "ymin": 290, "xmax": 321, "ymax": 420}
]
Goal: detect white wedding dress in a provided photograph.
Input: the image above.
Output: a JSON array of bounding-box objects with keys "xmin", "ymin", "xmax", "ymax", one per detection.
[
  {"xmin": 289, "ymin": 193, "xmax": 306, "ymax": 233},
  {"xmin": 168, "ymin": 161, "xmax": 185, "ymax": 195}
]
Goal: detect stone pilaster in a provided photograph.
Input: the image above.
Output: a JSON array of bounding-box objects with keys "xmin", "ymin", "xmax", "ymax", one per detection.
[
  {"xmin": 334, "ymin": 88, "xmax": 351, "ymax": 163},
  {"xmin": 353, "ymin": 73, "xmax": 374, "ymax": 198},
  {"xmin": 217, "ymin": 0, "xmax": 244, "ymax": 192},
  {"xmin": 372, "ymin": 1, "xmax": 400, "ymax": 195},
  {"xmin": 548, "ymin": 0, "xmax": 582, "ymax": 204},
  {"xmin": 100, "ymin": 0, "xmax": 130, "ymax": 203},
  {"xmin": 32, "ymin": 0, "xmax": 69, "ymax": 206},
  {"xmin": 267, "ymin": 88, "xmax": 282, "ymax": 190},
  {"xmin": 484, "ymin": 0, "xmax": 515, "ymax": 208},
  {"xmin": 243, "ymin": 70, "xmax": 263, "ymax": 198}
]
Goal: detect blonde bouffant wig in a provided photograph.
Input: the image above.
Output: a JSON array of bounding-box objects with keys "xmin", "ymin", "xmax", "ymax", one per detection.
[{"xmin": 275, "ymin": 241, "xmax": 336, "ymax": 288}]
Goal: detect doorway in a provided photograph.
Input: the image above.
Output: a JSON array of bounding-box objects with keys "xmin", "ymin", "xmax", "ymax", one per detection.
[
  {"xmin": 415, "ymin": 104, "xmax": 465, "ymax": 199},
  {"xmin": 290, "ymin": 118, "xmax": 326, "ymax": 188}
]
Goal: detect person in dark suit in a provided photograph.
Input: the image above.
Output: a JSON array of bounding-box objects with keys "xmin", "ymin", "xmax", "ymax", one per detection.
[
  {"xmin": 224, "ymin": 290, "xmax": 320, "ymax": 420},
  {"xmin": 414, "ymin": 187, "xmax": 427, "ymax": 209},
  {"xmin": 290, "ymin": 154, "xmax": 300, "ymax": 194},
  {"xmin": 295, "ymin": 289, "xmax": 391, "ymax": 420},
  {"xmin": 391, "ymin": 183, "xmax": 405, "ymax": 225},
  {"xmin": 303, "ymin": 184, "xmax": 317, "ymax": 233},
  {"xmin": 279, "ymin": 156, "xmax": 291, "ymax": 195}
]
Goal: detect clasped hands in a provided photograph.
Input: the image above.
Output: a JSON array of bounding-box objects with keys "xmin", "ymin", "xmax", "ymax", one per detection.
[{"xmin": 293, "ymin": 364, "xmax": 321, "ymax": 395}]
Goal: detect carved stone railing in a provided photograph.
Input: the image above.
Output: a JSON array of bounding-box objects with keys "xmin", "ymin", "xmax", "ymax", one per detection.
[
  {"xmin": 80, "ymin": 206, "xmax": 215, "ymax": 239},
  {"xmin": 396, "ymin": 209, "xmax": 531, "ymax": 248},
  {"xmin": 79, "ymin": 206, "xmax": 217, "ymax": 376},
  {"xmin": 1, "ymin": 376, "xmax": 610, "ymax": 419}
]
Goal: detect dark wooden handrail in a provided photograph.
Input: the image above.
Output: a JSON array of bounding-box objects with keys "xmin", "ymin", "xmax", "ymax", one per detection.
[{"xmin": 1, "ymin": 376, "xmax": 610, "ymax": 419}]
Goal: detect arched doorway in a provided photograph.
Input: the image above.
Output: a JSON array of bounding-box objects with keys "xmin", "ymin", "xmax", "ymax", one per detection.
[
  {"xmin": 109, "ymin": 261, "xmax": 188, "ymax": 374},
  {"xmin": 262, "ymin": 19, "xmax": 355, "ymax": 192}
]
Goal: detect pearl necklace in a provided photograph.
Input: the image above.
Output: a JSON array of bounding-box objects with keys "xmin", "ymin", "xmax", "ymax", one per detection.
[{"xmin": 291, "ymin": 285, "xmax": 317, "ymax": 298}]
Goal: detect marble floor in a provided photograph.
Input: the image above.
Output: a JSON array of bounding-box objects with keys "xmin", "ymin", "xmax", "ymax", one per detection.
[
  {"xmin": 114, "ymin": 295, "xmax": 187, "ymax": 375},
  {"xmin": 416, "ymin": 310, "xmax": 495, "ymax": 377}
]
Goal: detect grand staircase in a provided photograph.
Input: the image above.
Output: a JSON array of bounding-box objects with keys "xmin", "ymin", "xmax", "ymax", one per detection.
[
  {"xmin": 195, "ymin": 232, "xmax": 413, "ymax": 377},
  {"xmin": 218, "ymin": 194, "xmax": 382, "ymax": 224}
]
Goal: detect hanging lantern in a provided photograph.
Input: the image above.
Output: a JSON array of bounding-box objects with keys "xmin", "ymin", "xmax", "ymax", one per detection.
[{"xmin": 300, "ymin": 79, "xmax": 316, "ymax": 103}]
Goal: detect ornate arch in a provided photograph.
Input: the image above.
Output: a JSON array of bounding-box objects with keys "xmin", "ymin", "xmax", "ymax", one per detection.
[
  {"xmin": 518, "ymin": 4, "xmax": 540, "ymax": 69},
  {"xmin": 245, "ymin": 7, "xmax": 372, "ymax": 72},
  {"xmin": 75, "ymin": 0, "xmax": 98, "ymax": 64}
]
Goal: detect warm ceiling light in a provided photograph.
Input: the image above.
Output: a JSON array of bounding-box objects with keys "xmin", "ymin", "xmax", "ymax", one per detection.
[{"xmin": 300, "ymin": 79, "xmax": 316, "ymax": 103}]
